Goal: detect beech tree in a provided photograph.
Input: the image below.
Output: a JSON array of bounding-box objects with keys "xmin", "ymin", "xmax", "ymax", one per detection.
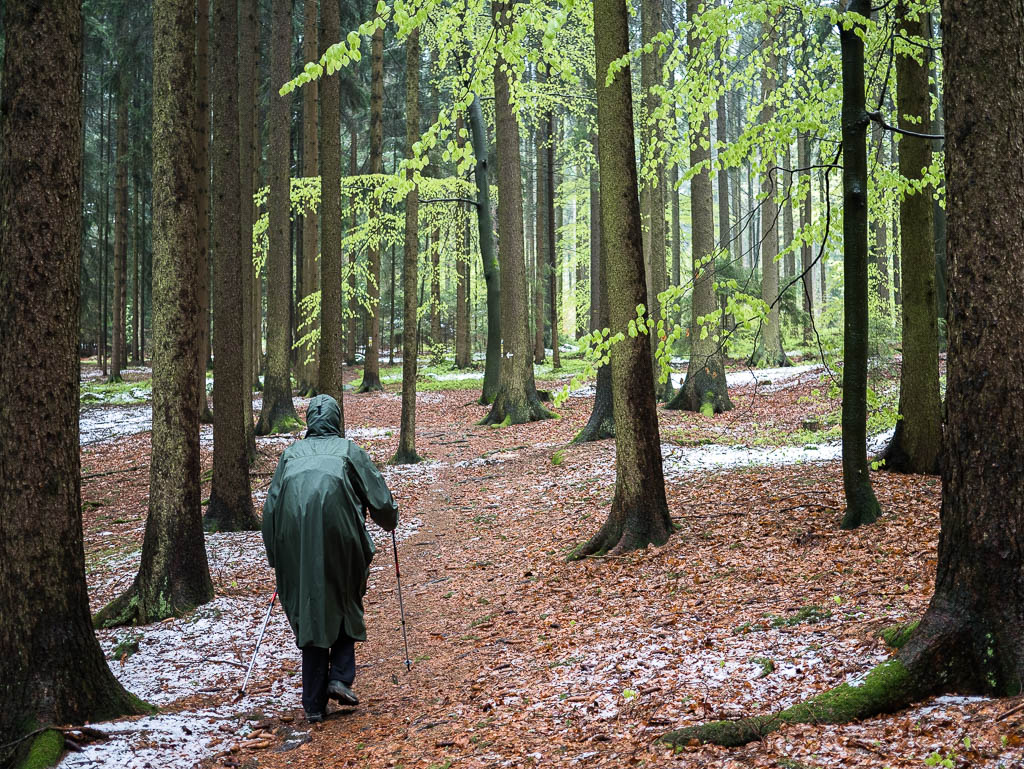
[
  {"xmin": 95, "ymin": 0, "xmax": 215, "ymax": 627},
  {"xmin": 481, "ymin": 0, "xmax": 555, "ymax": 427},
  {"xmin": 665, "ymin": 0, "xmax": 1024, "ymax": 745},
  {"xmin": 0, "ymin": 0, "xmax": 142, "ymax": 756},
  {"xmin": 573, "ymin": 0, "xmax": 672, "ymax": 556}
]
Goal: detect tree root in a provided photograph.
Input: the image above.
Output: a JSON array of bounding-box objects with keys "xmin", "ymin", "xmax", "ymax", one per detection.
[
  {"xmin": 480, "ymin": 390, "xmax": 555, "ymax": 427},
  {"xmin": 662, "ymin": 658, "xmax": 923, "ymax": 747}
]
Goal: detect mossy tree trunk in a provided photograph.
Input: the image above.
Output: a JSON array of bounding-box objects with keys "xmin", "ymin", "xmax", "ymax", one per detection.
[
  {"xmin": 839, "ymin": 0, "xmax": 882, "ymax": 530},
  {"xmin": 298, "ymin": 0, "xmax": 319, "ymax": 396},
  {"xmin": 880, "ymin": 0, "xmax": 941, "ymax": 476},
  {"xmin": 392, "ymin": 28, "xmax": 422, "ymax": 464},
  {"xmin": 318, "ymin": 0, "xmax": 345, "ymax": 422},
  {"xmin": 482, "ymin": 0, "xmax": 556, "ymax": 427},
  {"xmin": 547, "ymin": 115, "xmax": 560, "ymax": 370},
  {"xmin": 0, "ymin": 0, "xmax": 143, "ymax": 749},
  {"xmin": 667, "ymin": 0, "xmax": 731, "ymax": 415},
  {"xmin": 205, "ymin": 0, "xmax": 258, "ymax": 532},
  {"xmin": 239, "ymin": 0, "xmax": 259, "ymax": 460},
  {"xmin": 95, "ymin": 0, "xmax": 216, "ymax": 628},
  {"xmin": 256, "ymin": 0, "xmax": 300, "ymax": 436},
  {"xmin": 665, "ymin": 0, "xmax": 1024, "ymax": 745},
  {"xmin": 195, "ymin": 0, "xmax": 213, "ymax": 421},
  {"xmin": 574, "ymin": 0, "xmax": 672, "ymax": 556},
  {"xmin": 467, "ymin": 93, "xmax": 501, "ymax": 403},
  {"xmin": 589, "ymin": 133, "xmax": 602, "ymax": 333}
]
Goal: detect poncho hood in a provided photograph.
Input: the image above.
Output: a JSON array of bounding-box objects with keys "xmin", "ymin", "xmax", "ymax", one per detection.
[{"xmin": 306, "ymin": 394, "xmax": 342, "ymax": 437}]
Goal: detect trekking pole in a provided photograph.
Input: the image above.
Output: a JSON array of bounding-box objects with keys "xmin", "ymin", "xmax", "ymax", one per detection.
[
  {"xmin": 237, "ymin": 589, "xmax": 277, "ymax": 699},
  {"xmin": 391, "ymin": 530, "xmax": 412, "ymax": 671}
]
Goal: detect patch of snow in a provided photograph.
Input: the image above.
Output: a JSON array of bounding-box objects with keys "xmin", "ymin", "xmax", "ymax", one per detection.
[
  {"xmin": 669, "ymin": 363, "xmax": 826, "ymax": 392},
  {"xmin": 80, "ymin": 405, "xmax": 152, "ymax": 445},
  {"xmin": 660, "ymin": 428, "xmax": 893, "ymax": 478}
]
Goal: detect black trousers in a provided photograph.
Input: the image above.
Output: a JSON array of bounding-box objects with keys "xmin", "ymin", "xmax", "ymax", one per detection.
[{"xmin": 301, "ymin": 633, "xmax": 355, "ymax": 714}]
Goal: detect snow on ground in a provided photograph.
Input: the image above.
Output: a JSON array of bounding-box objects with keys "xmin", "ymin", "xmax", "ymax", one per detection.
[
  {"xmin": 661, "ymin": 428, "xmax": 894, "ymax": 479},
  {"xmin": 668, "ymin": 362, "xmax": 826, "ymax": 391},
  {"xmin": 65, "ymin": 519, "xmax": 423, "ymax": 769}
]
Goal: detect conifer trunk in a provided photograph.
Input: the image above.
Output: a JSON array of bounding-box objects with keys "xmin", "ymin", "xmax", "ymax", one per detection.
[
  {"xmin": 0, "ymin": 0, "xmax": 142, "ymax": 750},
  {"xmin": 534, "ymin": 121, "xmax": 547, "ymax": 365},
  {"xmin": 392, "ymin": 28, "xmax": 422, "ymax": 464},
  {"xmin": 299, "ymin": 0, "xmax": 319, "ymax": 395},
  {"xmin": 206, "ymin": 0, "xmax": 258, "ymax": 531},
  {"xmin": 318, "ymin": 0, "xmax": 345, "ymax": 419},
  {"xmin": 256, "ymin": 0, "xmax": 300, "ymax": 435},
  {"xmin": 359, "ymin": 22, "xmax": 385, "ymax": 392},
  {"xmin": 239, "ymin": 0, "xmax": 259, "ymax": 459},
  {"xmin": 195, "ymin": 0, "xmax": 212, "ymax": 420},
  {"xmin": 110, "ymin": 74, "xmax": 128, "ymax": 383},
  {"xmin": 96, "ymin": 0, "xmax": 215, "ymax": 627}
]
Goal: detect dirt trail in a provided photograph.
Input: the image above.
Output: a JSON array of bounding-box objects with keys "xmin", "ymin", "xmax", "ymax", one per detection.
[{"xmin": 75, "ymin": 371, "xmax": 1023, "ymax": 769}]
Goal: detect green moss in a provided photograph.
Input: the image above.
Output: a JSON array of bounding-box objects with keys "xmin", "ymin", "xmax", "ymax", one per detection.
[
  {"xmin": 879, "ymin": 620, "xmax": 919, "ymax": 649},
  {"xmin": 663, "ymin": 659, "xmax": 915, "ymax": 747},
  {"xmin": 270, "ymin": 415, "xmax": 304, "ymax": 434},
  {"xmin": 15, "ymin": 729, "xmax": 63, "ymax": 769}
]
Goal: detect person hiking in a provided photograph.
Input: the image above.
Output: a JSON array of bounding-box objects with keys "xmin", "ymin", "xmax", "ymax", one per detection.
[{"xmin": 261, "ymin": 394, "xmax": 399, "ymax": 723}]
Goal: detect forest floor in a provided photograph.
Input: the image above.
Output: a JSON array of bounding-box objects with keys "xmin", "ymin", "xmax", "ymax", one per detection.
[{"xmin": 67, "ymin": 354, "xmax": 1024, "ymax": 769}]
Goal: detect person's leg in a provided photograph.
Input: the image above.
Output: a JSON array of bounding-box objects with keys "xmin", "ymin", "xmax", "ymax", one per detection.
[
  {"xmin": 301, "ymin": 645, "xmax": 329, "ymax": 716},
  {"xmin": 328, "ymin": 635, "xmax": 355, "ymax": 686}
]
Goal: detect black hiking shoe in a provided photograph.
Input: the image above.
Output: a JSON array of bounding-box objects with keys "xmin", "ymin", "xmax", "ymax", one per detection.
[
  {"xmin": 327, "ymin": 680, "xmax": 359, "ymax": 706},
  {"xmin": 305, "ymin": 710, "xmax": 325, "ymax": 724}
]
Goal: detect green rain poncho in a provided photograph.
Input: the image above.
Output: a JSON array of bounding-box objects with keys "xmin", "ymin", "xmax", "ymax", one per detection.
[{"xmin": 262, "ymin": 395, "xmax": 398, "ymax": 648}]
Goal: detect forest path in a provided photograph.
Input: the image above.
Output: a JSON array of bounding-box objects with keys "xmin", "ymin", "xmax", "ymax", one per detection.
[{"xmin": 71, "ymin": 366, "xmax": 1021, "ymax": 769}]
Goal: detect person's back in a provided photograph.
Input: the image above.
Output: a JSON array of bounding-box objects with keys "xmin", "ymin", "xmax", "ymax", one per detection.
[{"xmin": 261, "ymin": 394, "xmax": 398, "ymax": 721}]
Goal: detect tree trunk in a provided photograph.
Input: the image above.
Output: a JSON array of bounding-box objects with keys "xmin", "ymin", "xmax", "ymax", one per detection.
[
  {"xmin": 838, "ymin": 0, "xmax": 882, "ymax": 530},
  {"xmin": 799, "ymin": 133, "xmax": 814, "ymax": 345},
  {"xmin": 317, "ymin": 0, "xmax": 345, "ymax": 418},
  {"xmin": 589, "ymin": 139, "xmax": 601, "ymax": 332},
  {"xmin": 359, "ymin": 22, "xmax": 385, "ymax": 392},
  {"xmin": 783, "ymin": 143, "xmax": 795, "ymax": 282},
  {"xmin": 534, "ymin": 123, "xmax": 547, "ymax": 364},
  {"xmin": 547, "ymin": 115, "xmax": 560, "ymax": 369},
  {"xmin": 665, "ymin": 0, "xmax": 1024, "ymax": 746},
  {"xmin": 298, "ymin": 0, "xmax": 319, "ymax": 395},
  {"xmin": 870, "ymin": 121, "xmax": 890, "ymax": 319},
  {"xmin": 205, "ymin": 0, "xmax": 258, "ymax": 532},
  {"xmin": 392, "ymin": 28, "xmax": 423, "ymax": 464},
  {"xmin": 467, "ymin": 93, "xmax": 501, "ymax": 404},
  {"xmin": 880, "ymin": 0, "xmax": 941, "ymax": 475},
  {"xmin": 482, "ymin": 0, "xmax": 555, "ymax": 427},
  {"xmin": 256, "ymin": 0, "xmax": 299, "ymax": 435},
  {"xmin": 132, "ymin": 168, "xmax": 143, "ymax": 364},
  {"xmin": 575, "ymin": 132, "xmax": 615, "ymax": 445},
  {"xmin": 668, "ymin": 0, "xmax": 731, "ymax": 414},
  {"xmin": 716, "ymin": 93, "xmax": 729, "ymax": 267},
  {"xmin": 640, "ymin": 0, "xmax": 667, "ymax": 398},
  {"xmin": 96, "ymin": 0, "xmax": 215, "ymax": 627},
  {"xmin": 110, "ymin": 73, "xmax": 128, "ymax": 383},
  {"xmin": 574, "ymin": 0, "xmax": 672, "ymax": 556},
  {"xmin": 750, "ymin": 19, "xmax": 789, "ymax": 369},
  {"xmin": 455, "ymin": 117, "xmax": 472, "ymax": 369},
  {"xmin": 195, "ymin": 0, "xmax": 212, "ymax": 423},
  {"xmin": 0, "ymin": 1, "xmax": 143, "ymax": 751},
  {"xmin": 345, "ymin": 128, "xmax": 357, "ymax": 367},
  {"xmin": 239, "ymin": 0, "xmax": 258, "ymax": 460}
]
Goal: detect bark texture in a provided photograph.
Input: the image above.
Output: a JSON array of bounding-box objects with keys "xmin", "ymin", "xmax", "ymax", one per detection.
[
  {"xmin": 195, "ymin": 0, "xmax": 212, "ymax": 420},
  {"xmin": 256, "ymin": 0, "xmax": 300, "ymax": 435},
  {"xmin": 317, "ymin": 0, "xmax": 345, "ymax": 420},
  {"xmin": 359, "ymin": 22, "xmax": 385, "ymax": 393},
  {"xmin": 880, "ymin": 0, "xmax": 941, "ymax": 476},
  {"xmin": 467, "ymin": 93, "xmax": 501, "ymax": 404},
  {"xmin": 392, "ymin": 28, "xmax": 422, "ymax": 464},
  {"xmin": 574, "ymin": 0, "xmax": 672, "ymax": 556},
  {"xmin": 239, "ymin": 0, "xmax": 258, "ymax": 459},
  {"xmin": 299, "ymin": 0, "xmax": 319, "ymax": 394},
  {"xmin": 95, "ymin": 0, "xmax": 215, "ymax": 627},
  {"xmin": 534, "ymin": 121, "xmax": 548, "ymax": 365},
  {"xmin": 668, "ymin": 0, "xmax": 731, "ymax": 415},
  {"xmin": 839, "ymin": 0, "xmax": 882, "ymax": 530},
  {"xmin": 0, "ymin": 0, "xmax": 142, "ymax": 750},
  {"xmin": 482, "ymin": 0, "xmax": 555, "ymax": 427},
  {"xmin": 206, "ymin": 0, "xmax": 258, "ymax": 532}
]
